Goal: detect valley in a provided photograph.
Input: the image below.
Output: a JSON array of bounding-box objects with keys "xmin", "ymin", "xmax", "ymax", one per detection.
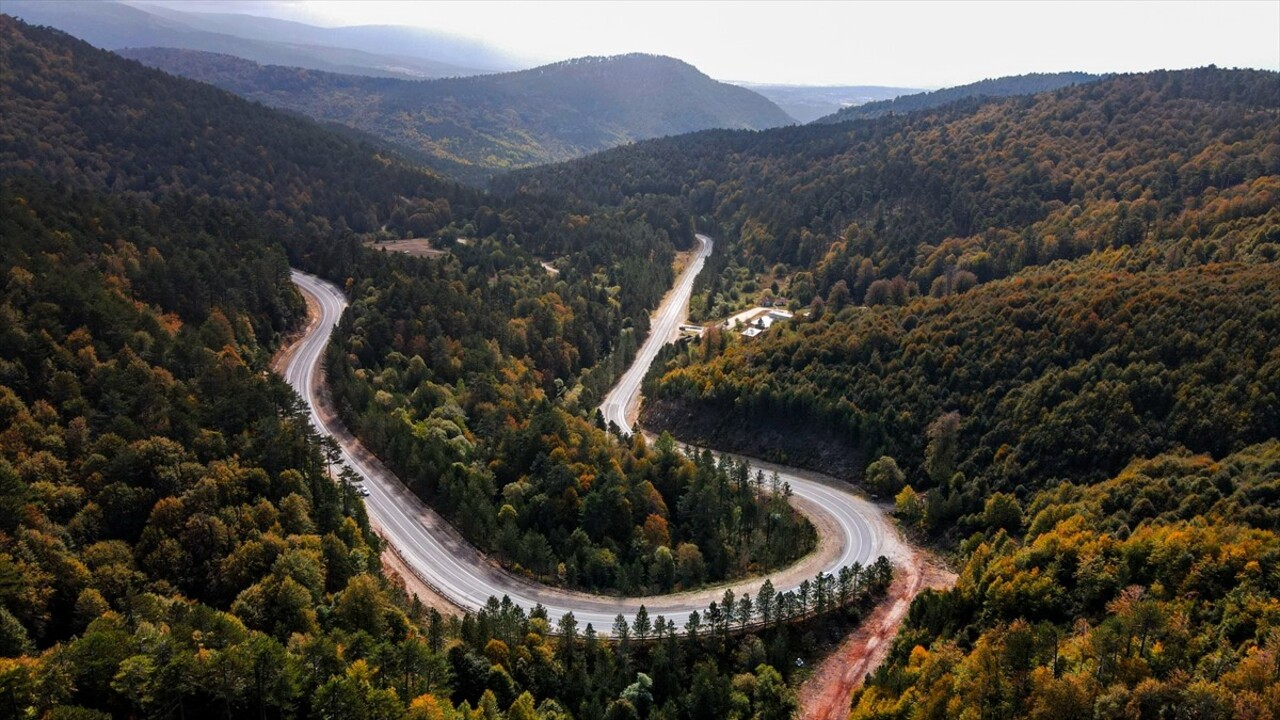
[
  {"xmin": 118, "ymin": 48, "xmax": 794, "ymax": 184},
  {"xmin": 1, "ymin": 5, "xmax": 1276, "ymax": 718}
]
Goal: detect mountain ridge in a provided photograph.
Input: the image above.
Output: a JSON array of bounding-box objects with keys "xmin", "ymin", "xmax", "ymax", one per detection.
[
  {"xmin": 813, "ymin": 70, "xmax": 1102, "ymax": 123},
  {"xmin": 119, "ymin": 46, "xmax": 795, "ymax": 184},
  {"xmin": 4, "ymin": 0, "xmax": 498, "ymax": 78},
  {"xmin": 122, "ymin": 2, "xmax": 526, "ymax": 71}
]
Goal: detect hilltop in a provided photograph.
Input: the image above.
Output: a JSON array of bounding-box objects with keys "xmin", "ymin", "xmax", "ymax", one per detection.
[
  {"xmin": 812, "ymin": 71, "xmax": 1101, "ymax": 123},
  {"xmin": 121, "ymin": 48, "xmax": 794, "ymax": 184}
]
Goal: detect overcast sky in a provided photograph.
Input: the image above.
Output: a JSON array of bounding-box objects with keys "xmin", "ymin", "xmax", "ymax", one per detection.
[{"xmin": 144, "ymin": 0, "xmax": 1280, "ymax": 87}]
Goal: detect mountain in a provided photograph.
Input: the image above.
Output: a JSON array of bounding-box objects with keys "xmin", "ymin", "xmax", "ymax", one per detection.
[
  {"xmin": 3, "ymin": 0, "xmax": 498, "ymax": 78},
  {"xmin": 5, "ymin": 9, "xmax": 1280, "ymax": 719},
  {"xmin": 119, "ymin": 48, "xmax": 795, "ymax": 184},
  {"xmin": 496, "ymin": 66, "xmax": 1280, "ymax": 483},
  {"xmin": 0, "ymin": 14, "xmax": 478, "ymax": 234},
  {"xmin": 126, "ymin": 2, "xmax": 527, "ymax": 71},
  {"xmin": 733, "ymin": 82, "xmax": 920, "ymax": 123},
  {"xmin": 812, "ymin": 71, "xmax": 1101, "ymax": 123}
]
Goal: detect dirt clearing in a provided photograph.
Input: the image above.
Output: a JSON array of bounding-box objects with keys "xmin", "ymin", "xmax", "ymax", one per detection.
[{"xmin": 798, "ymin": 549, "xmax": 956, "ymax": 720}]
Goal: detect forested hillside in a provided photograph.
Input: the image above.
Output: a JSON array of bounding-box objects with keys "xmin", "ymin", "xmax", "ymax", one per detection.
[
  {"xmin": 4, "ymin": 6, "xmax": 1278, "ymax": 717},
  {"xmin": 120, "ymin": 47, "xmax": 794, "ymax": 184},
  {"xmin": 0, "ymin": 16, "xmax": 476, "ymax": 234},
  {"xmin": 851, "ymin": 441, "xmax": 1280, "ymax": 719},
  {"xmin": 812, "ymin": 71, "xmax": 1100, "ymax": 123},
  {"xmin": 649, "ymin": 252, "xmax": 1279, "ymax": 504},
  {"xmin": 0, "ymin": 16, "xmax": 866, "ymax": 718},
  {"xmin": 2, "ymin": 11, "xmax": 825, "ymax": 596},
  {"xmin": 0, "ymin": 178, "xmax": 412, "ymax": 715},
  {"xmin": 496, "ymin": 68, "xmax": 1278, "ymax": 317},
  {"xmin": 497, "ymin": 66, "xmax": 1280, "ymax": 717},
  {"xmin": 0, "ymin": 180, "xmax": 860, "ymax": 715}
]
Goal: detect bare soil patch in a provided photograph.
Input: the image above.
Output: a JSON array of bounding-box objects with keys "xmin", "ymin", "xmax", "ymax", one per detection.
[
  {"xmin": 797, "ymin": 549, "xmax": 956, "ymax": 720},
  {"xmin": 364, "ymin": 237, "xmax": 447, "ymax": 258}
]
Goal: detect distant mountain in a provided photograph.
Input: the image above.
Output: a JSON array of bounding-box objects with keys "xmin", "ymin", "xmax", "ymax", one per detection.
[
  {"xmin": 813, "ymin": 71, "xmax": 1101, "ymax": 123},
  {"xmin": 120, "ymin": 48, "xmax": 795, "ymax": 184},
  {"xmin": 127, "ymin": 3, "xmax": 527, "ymax": 71},
  {"xmin": 4, "ymin": 0, "xmax": 501, "ymax": 78},
  {"xmin": 733, "ymin": 83, "xmax": 919, "ymax": 123}
]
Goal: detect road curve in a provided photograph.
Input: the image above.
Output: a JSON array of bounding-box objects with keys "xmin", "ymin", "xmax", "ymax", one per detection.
[{"xmin": 285, "ymin": 242, "xmax": 906, "ymax": 633}]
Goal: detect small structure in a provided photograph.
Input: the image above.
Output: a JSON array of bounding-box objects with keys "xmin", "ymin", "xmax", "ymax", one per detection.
[{"xmin": 729, "ymin": 306, "xmax": 795, "ymax": 338}]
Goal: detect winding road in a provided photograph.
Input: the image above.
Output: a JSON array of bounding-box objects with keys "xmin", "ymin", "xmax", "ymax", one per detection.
[{"xmin": 284, "ymin": 234, "xmax": 907, "ymax": 633}]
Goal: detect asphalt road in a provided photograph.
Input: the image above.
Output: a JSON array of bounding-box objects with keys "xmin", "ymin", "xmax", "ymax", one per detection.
[
  {"xmin": 600, "ymin": 234, "xmax": 713, "ymax": 434},
  {"xmin": 286, "ymin": 250, "xmax": 905, "ymax": 634}
]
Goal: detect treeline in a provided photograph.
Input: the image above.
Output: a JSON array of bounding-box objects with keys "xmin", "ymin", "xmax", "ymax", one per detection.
[
  {"xmin": 613, "ymin": 556, "xmax": 894, "ymax": 646},
  {"xmin": 812, "ymin": 71, "xmax": 1100, "ymax": 124},
  {"xmin": 850, "ymin": 441, "xmax": 1280, "ymax": 719}
]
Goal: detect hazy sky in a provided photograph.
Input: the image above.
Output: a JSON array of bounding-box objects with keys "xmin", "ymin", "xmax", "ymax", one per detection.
[{"xmin": 146, "ymin": 1, "xmax": 1280, "ymax": 86}]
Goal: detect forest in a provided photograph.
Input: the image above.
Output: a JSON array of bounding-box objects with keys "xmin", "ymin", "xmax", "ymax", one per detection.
[
  {"xmin": 647, "ymin": 253, "xmax": 1279, "ymax": 523},
  {"xmin": 849, "ymin": 441, "xmax": 1280, "ymax": 719},
  {"xmin": 0, "ymin": 19, "xmax": 846, "ymax": 718},
  {"xmin": 0, "ymin": 176, "xmax": 888, "ymax": 720},
  {"xmin": 496, "ymin": 67, "xmax": 1278, "ymax": 316},
  {"xmin": 498, "ymin": 65, "xmax": 1280, "ymax": 718},
  {"xmin": 317, "ymin": 232, "xmax": 816, "ymax": 593},
  {"xmin": 2, "ymin": 11, "xmax": 1279, "ymax": 719}
]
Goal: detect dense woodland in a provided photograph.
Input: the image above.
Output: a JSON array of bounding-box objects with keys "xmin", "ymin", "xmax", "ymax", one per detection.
[
  {"xmin": 0, "ymin": 19, "xmax": 848, "ymax": 719},
  {"xmin": 119, "ymin": 47, "xmax": 792, "ymax": 185},
  {"xmin": 649, "ymin": 250, "xmax": 1279, "ymax": 523},
  {"xmin": 315, "ymin": 236, "xmax": 815, "ymax": 593},
  {"xmin": 2, "ymin": 16, "xmax": 821, "ymax": 596},
  {"xmin": 0, "ymin": 177, "xmax": 396, "ymax": 715},
  {"xmin": 0, "ymin": 176, "xmax": 884, "ymax": 720},
  {"xmin": 3, "ymin": 11, "xmax": 1279, "ymax": 719},
  {"xmin": 496, "ymin": 67, "xmax": 1278, "ymax": 317},
  {"xmin": 851, "ymin": 441, "xmax": 1280, "ymax": 719},
  {"xmin": 500, "ymin": 66, "xmax": 1280, "ymax": 718},
  {"xmin": 0, "ymin": 17, "xmax": 474, "ymax": 235}
]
